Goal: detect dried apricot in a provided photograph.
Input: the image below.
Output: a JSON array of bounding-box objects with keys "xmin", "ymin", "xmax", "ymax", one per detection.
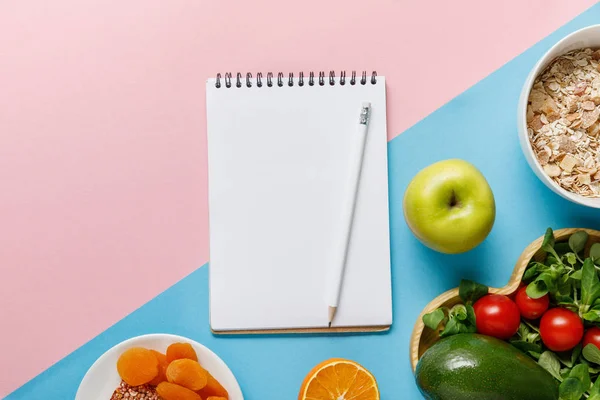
[
  {"xmin": 197, "ymin": 372, "xmax": 229, "ymax": 399},
  {"xmin": 166, "ymin": 342, "xmax": 198, "ymax": 363},
  {"xmin": 207, "ymin": 397, "xmax": 227, "ymax": 400},
  {"xmin": 148, "ymin": 350, "xmax": 169, "ymax": 386},
  {"xmin": 156, "ymin": 382, "xmax": 202, "ymax": 400},
  {"xmin": 116, "ymin": 347, "xmax": 159, "ymax": 386},
  {"xmin": 166, "ymin": 359, "xmax": 208, "ymax": 391}
]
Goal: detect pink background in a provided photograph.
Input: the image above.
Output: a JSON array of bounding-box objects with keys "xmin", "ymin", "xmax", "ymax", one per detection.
[{"xmin": 0, "ymin": 0, "xmax": 596, "ymax": 395}]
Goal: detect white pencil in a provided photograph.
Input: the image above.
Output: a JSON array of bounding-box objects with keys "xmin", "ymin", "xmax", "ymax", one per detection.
[{"xmin": 327, "ymin": 101, "xmax": 371, "ymax": 327}]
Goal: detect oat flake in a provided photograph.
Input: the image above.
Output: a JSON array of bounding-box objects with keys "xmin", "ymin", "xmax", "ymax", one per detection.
[{"xmin": 527, "ymin": 47, "xmax": 600, "ymax": 197}]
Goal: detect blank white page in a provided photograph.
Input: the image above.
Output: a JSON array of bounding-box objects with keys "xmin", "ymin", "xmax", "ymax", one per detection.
[{"xmin": 206, "ymin": 74, "xmax": 391, "ymax": 332}]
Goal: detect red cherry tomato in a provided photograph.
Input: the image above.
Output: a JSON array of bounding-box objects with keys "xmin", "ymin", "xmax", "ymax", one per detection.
[
  {"xmin": 473, "ymin": 294, "xmax": 521, "ymax": 340},
  {"xmin": 583, "ymin": 327, "xmax": 600, "ymax": 350},
  {"xmin": 515, "ymin": 286, "xmax": 549, "ymax": 320},
  {"xmin": 540, "ymin": 308, "xmax": 584, "ymax": 352}
]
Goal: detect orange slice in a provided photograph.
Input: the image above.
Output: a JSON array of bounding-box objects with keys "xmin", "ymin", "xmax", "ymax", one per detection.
[{"xmin": 298, "ymin": 358, "xmax": 379, "ymax": 400}]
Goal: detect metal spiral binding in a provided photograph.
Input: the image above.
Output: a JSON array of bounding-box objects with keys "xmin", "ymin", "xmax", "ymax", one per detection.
[{"xmin": 215, "ymin": 71, "xmax": 378, "ymax": 88}]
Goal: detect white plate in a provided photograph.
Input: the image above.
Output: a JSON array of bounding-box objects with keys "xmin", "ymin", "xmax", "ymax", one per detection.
[{"xmin": 76, "ymin": 333, "xmax": 243, "ymax": 399}]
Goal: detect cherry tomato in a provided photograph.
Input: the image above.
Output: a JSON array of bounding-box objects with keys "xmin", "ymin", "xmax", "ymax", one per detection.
[
  {"xmin": 515, "ymin": 286, "xmax": 549, "ymax": 320},
  {"xmin": 583, "ymin": 327, "xmax": 600, "ymax": 350},
  {"xmin": 473, "ymin": 294, "xmax": 521, "ymax": 339},
  {"xmin": 540, "ymin": 308, "xmax": 584, "ymax": 352}
]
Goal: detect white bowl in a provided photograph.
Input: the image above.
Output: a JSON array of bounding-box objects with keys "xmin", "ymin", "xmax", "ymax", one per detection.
[
  {"xmin": 75, "ymin": 333, "xmax": 244, "ymax": 400},
  {"xmin": 518, "ymin": 24, "xmax": 600, "ymax": 208}
]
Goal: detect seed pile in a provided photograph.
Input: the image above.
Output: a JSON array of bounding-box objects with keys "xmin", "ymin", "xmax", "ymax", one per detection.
[{"xmin": 110, "ymin": 380, "xmax": 161, "ymax": 400}]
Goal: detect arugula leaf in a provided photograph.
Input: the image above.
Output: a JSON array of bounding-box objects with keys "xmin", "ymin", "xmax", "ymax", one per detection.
[
  {"xmin": 569, "ymin": 231, "xmax": 589, "ymax": 255},
  {"xmin": 458, "ymin": 279, "xmax": 488, "ymax": 303},
  {"xmin": 422, "ymin": 308, "xmax": 446, "ymax": 330},
  {"xmin": 582, "ymin": 258, "xmax": 600, "ymax": 308},
  {"xmin": 559, "ymin": 364, "xmax": 591, "ymax": 400},
  {"xmin": 539, "ymin": 351, "xmax": 563, "ymax": 381},
  {"xmin": 584, "ymin": 344, "xmax": 600, "ymax": 365},
  {"xmin": 591, "ymin": 243, "xmax": 600, "ymax": 264}
]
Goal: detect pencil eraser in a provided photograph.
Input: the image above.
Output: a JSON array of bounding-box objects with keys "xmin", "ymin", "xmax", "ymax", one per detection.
[{"xmin": 362, "ymin": 102, "xmax": 371, "ymax": 108}]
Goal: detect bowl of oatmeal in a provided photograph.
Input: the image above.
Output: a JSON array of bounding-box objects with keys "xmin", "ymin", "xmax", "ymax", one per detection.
[{"xmin": 518, "ymin": 25, "xmax": 600, "ymax": 208}]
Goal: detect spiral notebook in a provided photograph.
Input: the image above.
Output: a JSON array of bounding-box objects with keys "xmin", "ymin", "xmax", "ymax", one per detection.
[{"xmin": 205, "ymin": 71, "xmax": 392, "ymax": 334}]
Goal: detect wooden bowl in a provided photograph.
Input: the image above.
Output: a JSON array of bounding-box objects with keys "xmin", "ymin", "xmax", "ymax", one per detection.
[{"xmin": 409, "ymin": 228, "xmax": 600, "ymax": 373}]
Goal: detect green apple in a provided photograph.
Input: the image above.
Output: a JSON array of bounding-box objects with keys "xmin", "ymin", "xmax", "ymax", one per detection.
[{"xmin": 403, "ymin": 159, "xmax": 495, "ymax": 254}]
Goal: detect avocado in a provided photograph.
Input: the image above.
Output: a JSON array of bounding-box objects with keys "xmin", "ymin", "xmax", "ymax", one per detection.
[{"xmin": 415, "ymin": 333, "xmax": 558, "ymax": 400}]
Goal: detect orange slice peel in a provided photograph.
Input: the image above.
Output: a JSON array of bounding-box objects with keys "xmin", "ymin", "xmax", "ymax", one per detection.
[{"xmin": 298, "ymin": 358, "xmax": 379, "ymax": 400}]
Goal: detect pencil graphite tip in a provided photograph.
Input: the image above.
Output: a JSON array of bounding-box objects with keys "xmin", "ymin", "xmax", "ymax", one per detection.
[{"xmin": 328, "ymin": 322, "xmax": 332, "ymax": 328}]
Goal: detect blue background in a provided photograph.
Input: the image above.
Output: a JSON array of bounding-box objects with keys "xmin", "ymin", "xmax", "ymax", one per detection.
[{"xmin": 8, "ymin": 5, "xmax": 600, "ymax": 399}]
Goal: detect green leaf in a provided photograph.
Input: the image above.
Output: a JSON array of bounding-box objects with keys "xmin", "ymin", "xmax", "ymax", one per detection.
[
  {"xmin": 591, "ymin": 243, "xmax": 600, "ymax": 264},
  {"xmin": 539, "ymin": 351, "xmax": 563, "ymax": 381},
  {"xmin": 517, "ymin": 322, "xmax": 529, "ymax": 338},
  {"xmin": 559, "ymin": 364, "xmax": 591, "ymax": 400},
  {"xmin": 450, "ymin": 304, "xmax": 467, "ymax": 321},
  {"xmin": 561, "ymin": 367, "xmax": 573, "ymax": 379},
  {"xmin": 569, "ymin": 231, "xmax": 589, "ymax": 254},
  {"xmin": 589, "ymin": 374, "xmax": 600, "ymax": 396},
  {"xmin": 546, "ymin": 255, "xmax": 560, "ymax": 266},
  {"xmin": 584, "ymin": 344, "xmax": 600, "ymax": 365},
  {"xmin": 466, "ymin": 304, "xmax": 476, "ymax": 326},
  {"xmin": 529, "ymin": 351, "xmax": 541, "ymax": 359},
  {"xmin": 526, "ymin": 280, "xmax": 548, "ymax": 299},
  {"xmin": 458, "ymin": 279, "xmax": 488, "ymax": 303},
  {"xmin": 571, "ymin": 270, "xmax": 583, "ymax": 280},
  {"xmin": 458, "ymin": 322, "xmax": 477, "ymax": 334},
  {"xmin": 558, "ymin": 345, "xmax": 582, "ymax": 368},
  {"xmin": 555, "ymin": 294, "xmax": 575, "ymax": 305},
  {"xmin": 523, "ymin": 264, "xmax": 539, "ymax": 282},
  {"xmin": 539, "ymin": 271, "xmax": 559, "ymax": 292},
  {"xmin": 565, "ymin": 252, "xmax": 577, "ymax": 266},
  {"xmin": 422, "ymin": 308, "xmax": 446, "ymax": 330},
  {"xmin": 439, "ymin": 317, "xmax": 460, "ymax": 337},
  {"xmin": 582, "ymin": 258, "xmax": 600, "ymax": 307},
  {"xmin": 527, "ymin": 271, "xmax": 559, "ymax": 299},
  {"xmin": 559, "ymin": 377, "xmax": 586, "ymax": 400},
  {"xmin": 572, "ymin": 344, "xmax": 583, "ymax": 368},
  {"xmin": 583, "ymin": 308, "xmax": 600, "ymax": 322},
  {"xmin": 510, "ymin": 340, "xmax": 542, "ymax": 354},
  {"xmin": 555, "ymin": 242, "xmax": 573, "ymax": 256},
  {"xmin": 542, "ymin": 227, "xmax": 556, "ymax": 253},
  {"xmin": 589, "ymin": 395, "xmax": 600, "ymax": 400}
]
